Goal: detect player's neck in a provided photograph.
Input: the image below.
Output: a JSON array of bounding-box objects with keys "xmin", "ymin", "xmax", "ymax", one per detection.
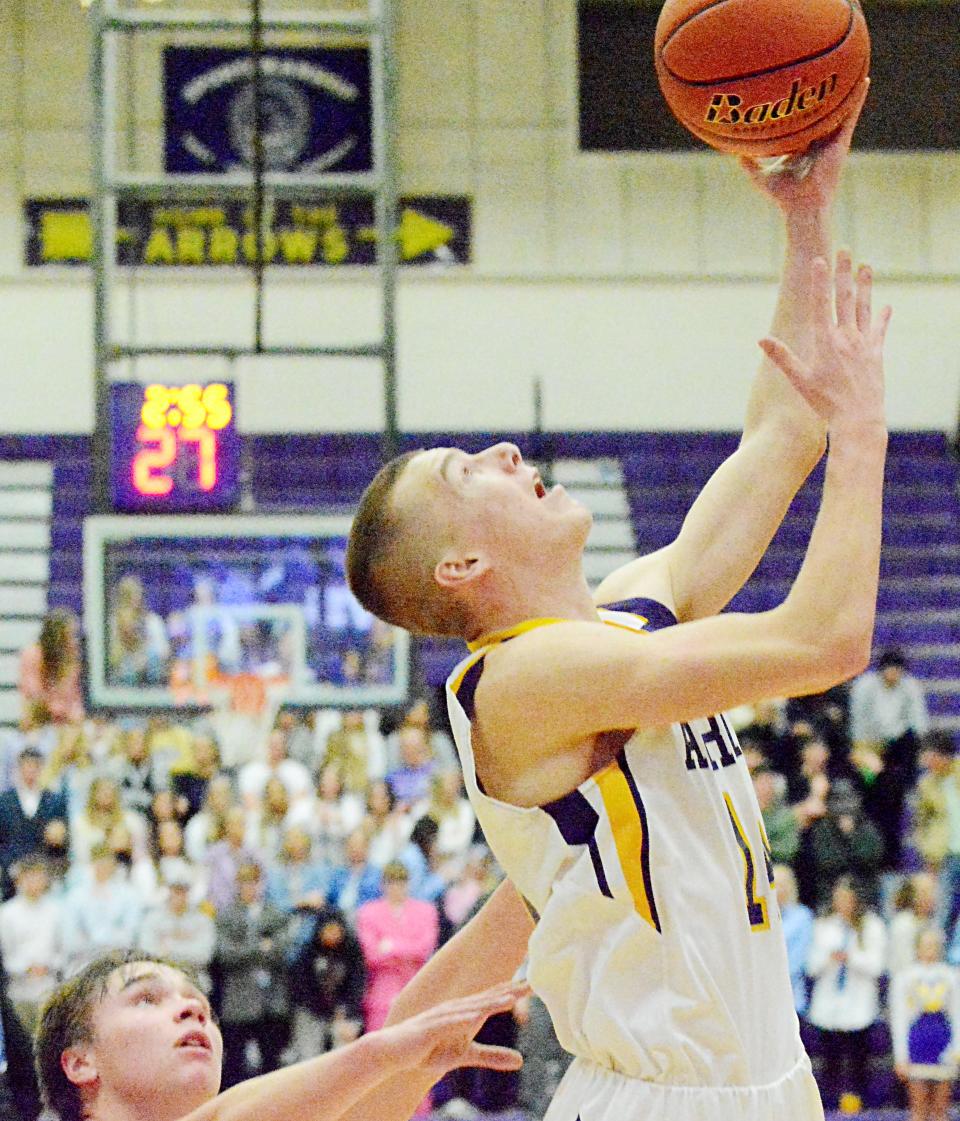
[
  {"xmin": 89, "ymin": 1089, "xmax": 195, "ymax": 1121},
  {"xmin": 467, "ymin": 571, "xmax": 598, "ymax": 644}
]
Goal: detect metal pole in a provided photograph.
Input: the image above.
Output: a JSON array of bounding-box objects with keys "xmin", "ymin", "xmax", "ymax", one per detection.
[
  {"xmin": 371, "ymin": 0, "xmax": 399, "ymax": 462},
  {"xmin": 251, "ymin": 0, "xmax": 266, "ymax": 352},
  {"xmin": 533, "ymin": 378, "xmax": 554, "ymax": 488},
  {"xmin": 90, "ymin": 0, "xmax": 115, "ymax": 513}
]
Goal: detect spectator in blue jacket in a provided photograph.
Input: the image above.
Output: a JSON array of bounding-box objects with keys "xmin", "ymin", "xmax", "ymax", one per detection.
[{"xmin": 327, "ymin": 829, "xmax": 381, "ymax": 918}]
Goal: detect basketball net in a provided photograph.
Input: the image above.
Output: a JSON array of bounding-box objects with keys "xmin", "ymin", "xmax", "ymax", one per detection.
[
  {"xmin": 207, "ymin": 668, "xmax": 288, "ymax": 769},
  {"xmin": 169, "ymin": 655, "xmax": 288, "ymax": 768}
]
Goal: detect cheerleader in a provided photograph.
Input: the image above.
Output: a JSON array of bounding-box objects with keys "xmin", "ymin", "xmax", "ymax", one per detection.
[{"xmin": 891, "ymin": 927, "xmax": 960, "ymax": 1121}]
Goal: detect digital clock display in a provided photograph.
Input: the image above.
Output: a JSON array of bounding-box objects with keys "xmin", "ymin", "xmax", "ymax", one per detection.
[{"xmin": 110, "ymin": 382, "xmax": 240, "ymax": 513}]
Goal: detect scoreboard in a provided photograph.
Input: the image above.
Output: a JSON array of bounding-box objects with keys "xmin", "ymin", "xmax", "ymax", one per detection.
[{"xmin": 110, "ymin": 382, "xmax": 241, "ymax": 513}]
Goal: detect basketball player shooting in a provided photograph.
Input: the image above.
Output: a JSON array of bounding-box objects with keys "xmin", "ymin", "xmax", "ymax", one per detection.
[{"xmin": 344, "ymin": 79, "xmax": 889, "ymax": 1121}]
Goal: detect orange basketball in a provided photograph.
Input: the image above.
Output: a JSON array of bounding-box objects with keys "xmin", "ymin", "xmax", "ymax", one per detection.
[{"xmin": 654, "ymin": 0, "xmax": 870, "ymax": 157}]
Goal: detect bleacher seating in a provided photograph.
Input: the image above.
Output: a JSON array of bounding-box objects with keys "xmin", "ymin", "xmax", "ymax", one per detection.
[{"xmin": 4, "ymin": 430, "xmax": 959, "ymax": 727}]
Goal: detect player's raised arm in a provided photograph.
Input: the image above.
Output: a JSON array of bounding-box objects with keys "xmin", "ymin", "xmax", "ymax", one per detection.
[
  {"xmin": 480, "ymin": 251, "xmax": 889, "ymax": 798},
  {"xmin": 595, "ymin": 80, "xmax": 869, "ymax": 622}
]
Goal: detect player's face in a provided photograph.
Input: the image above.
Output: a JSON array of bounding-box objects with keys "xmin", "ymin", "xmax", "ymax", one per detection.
[
  {"xmin": 80, "ymin": 962, "xmax": 222, "ymax": 1119},
  {"xmin": 403, "ymin": 443, "xmax": 591, "ymax": 564}
]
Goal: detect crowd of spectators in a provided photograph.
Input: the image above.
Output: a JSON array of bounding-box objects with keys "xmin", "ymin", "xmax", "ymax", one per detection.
[
  {"xmin": 1, "ymin": 615, "xmax": 957, "ymax": 1120},
  {"xmin": 0, "ymin": 619, "xmax": 554, "ymax": 1119}
]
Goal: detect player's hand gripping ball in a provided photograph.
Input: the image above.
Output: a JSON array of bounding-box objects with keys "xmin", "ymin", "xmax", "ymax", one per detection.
[{"xmin": 655, "ymin": 0, "xmax": 870, "ymax": 157}]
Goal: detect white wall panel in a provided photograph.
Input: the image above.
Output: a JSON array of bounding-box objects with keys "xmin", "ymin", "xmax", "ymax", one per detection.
[
  {"xmin": 928, "ymin": 155, "xmax": 960, "ymax": 276},
  {"xmin": 849, "ymin": 156, "xmax": 931, "ymax": 275},
  {"xmin": 0, "ymin": 521, "xmax": 50, "ymax": 550},
  {"xmin": 0, "ymin": 462, "xmax": 52, "ymax": 486},
  {"xmin": 0, "ymin": 131, "xmax": 21, "ymax": 277},
  {"xmin": 544, "ymin": 0, "xmax": 577, "ymax": 128},
  {"xmin": 474, "ymin": 128, "xmax": 551, "ymax": 274},
  {"xmin": 0, "ymin": 554, "xmax": 48, "ymax": 582},
  {"xmin": 23, "ymin": 5, "xmax": 90, "ymax": 129},
  {"xmin": 398, "ymin": 127, "xmax": 475, "ymax": 194},
  {"xmin": 696, "ymin": 160, "xmax": 779, "ymax": 276},
  {"xmin": 0, "ymin": 585, "xmax": 47, "ymax": 616},
  {"xmin": 546, "ymin": 132, "xmax": 625, "ymax": 274},
  {"xmin": 397, "ymin": 0, "xmax": 474, "ymax": 128},
  {"xmin": 476, "ymin": 0, "xmax": 548, "ymax": 127},
  {"xmin": 622, "ymin": 156, "xmax": 702, "ymax": 276},
  {"xmin": 0, "ymin": 690, "xmax": 22, "ymax": 723},
  {"xmin": 22, "ymin": 128, "xmax": 91, "ymax": 196},
  {"xmin": 0, "ymin": 490, "xmax": 52, "ymax": 518},
  {"xmin": 0, "ymin": 4, "xmax": 20, "ymax": 131},
  {"xmin": 235, "ymin": 353, "xmax": 386, "ymax": 433},
  {"xmin": 0, "ymin": 653, "xmax": 21, "ymax": 687}
]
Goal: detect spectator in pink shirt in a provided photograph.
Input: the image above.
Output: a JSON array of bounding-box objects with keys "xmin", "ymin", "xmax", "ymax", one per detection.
[
  {"xmin": 356, "ymin": 860, "xmax": 439, "ymax": 1031},
  {"xmin": 18, "ymin": 609, "xmax": 84, "ymax": 729}
]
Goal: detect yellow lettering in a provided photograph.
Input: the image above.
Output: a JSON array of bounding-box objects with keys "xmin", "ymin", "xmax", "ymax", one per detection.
[
  {"xmin": 279, "ymin": 227, "xmax": 319, "ymax": 263},
  {"xmin": 176, "ymin": 226, "xmax": 206, "ymax": 265},
  {"xmin": 144, "ymin": 228, "xmax": 175, "ymax": 265},
  {"xmin": 291, "ymin": 205, "xmax": 338, "ymax": 226},
  {"xmin": 242, "ymin": 231, "xmax": 278, "ymax": 263},
  {"xmin": 321, "ymin": 225, "xmax": 349, "ymax": 265},
  {"xmin": 209, "ymin": 226, "xmax": 239, "ymax": 264}
]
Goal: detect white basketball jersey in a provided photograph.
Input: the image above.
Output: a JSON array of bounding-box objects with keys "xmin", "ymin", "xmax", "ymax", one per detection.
[{"xmin": 446, "ymin": 597, "xmax": 805, "ymax": 1088}]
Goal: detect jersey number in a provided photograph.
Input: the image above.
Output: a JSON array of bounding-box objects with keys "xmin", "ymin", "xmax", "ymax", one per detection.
[{"xmin": 723, "ymin": 793, "xmax": 773, "ymax": 932}]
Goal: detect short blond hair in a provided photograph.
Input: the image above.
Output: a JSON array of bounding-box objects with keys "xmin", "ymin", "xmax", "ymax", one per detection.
[{"xmin": 346, "ymin": 452, "xmax": 467, "ymax": 637}]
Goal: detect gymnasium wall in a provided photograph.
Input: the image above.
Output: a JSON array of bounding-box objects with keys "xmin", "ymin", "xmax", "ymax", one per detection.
[{"xmin": 0, "ymin": 0, "xmax": 958, "ymax": 436}]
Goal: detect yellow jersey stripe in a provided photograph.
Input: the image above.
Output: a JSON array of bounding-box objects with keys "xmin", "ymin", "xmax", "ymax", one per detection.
[
  {"xmin": 467, "ymin": 617, "xmax": 568, "ymax": 653},
  {"xmin": 594, "ymin": 759, "xmax": 659, "ymax": 931},
  {"xmin": 723, "ymin": 793, "xmax": 770, "ymax": 932},
  {"xmin": 450, "ymin": 648, "xmax": 489, "ymax": 694},
  {"xmin": 468, "ymin": 611, "xmax": 650, "ymax": 655}
]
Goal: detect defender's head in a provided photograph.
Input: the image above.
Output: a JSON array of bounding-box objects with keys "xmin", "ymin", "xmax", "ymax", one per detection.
[
  {"xmin": 36, "ymin": 950, "xmax": 221, "ymax": 1121},
  {"xmin": 347, "ymin": 442, "xmax": 591, "ymax": 638}
]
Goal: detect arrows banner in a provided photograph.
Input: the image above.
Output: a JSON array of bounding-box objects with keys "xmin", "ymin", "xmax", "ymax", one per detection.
[{"xmin": 23, "ymin": 195, "xmax": 471, "ymax": 267}]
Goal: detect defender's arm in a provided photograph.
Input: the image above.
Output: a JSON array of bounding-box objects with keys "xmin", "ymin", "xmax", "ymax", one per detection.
[
  {"xmin": 334, "ymin": 879, "xmax": 534, "ymax": 1121},
  {"xmin": 189, "ymin": 968, "xmax": 529, "ymax": 1121}
]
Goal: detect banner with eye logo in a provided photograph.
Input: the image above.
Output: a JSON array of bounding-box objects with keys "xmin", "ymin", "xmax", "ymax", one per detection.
[{"xmin": 164, "ymin": 45, "xmax": 373, "ymax": 174}]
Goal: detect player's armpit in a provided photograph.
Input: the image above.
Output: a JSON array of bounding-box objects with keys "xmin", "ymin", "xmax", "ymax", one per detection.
[
  {"xmin": 591, "ymin": 545, "xmax": 677, "ymax": 616},
  {"xmin": 591, "ymin": 423, "xmax": 823, "ymax": 624},
  {"xmin": 658, "ymin": 421, "xmax": 823, "ymax": 622},
  {"xmin": 475, "ymin": 610, "xmax": 859, "ymax": 788}
]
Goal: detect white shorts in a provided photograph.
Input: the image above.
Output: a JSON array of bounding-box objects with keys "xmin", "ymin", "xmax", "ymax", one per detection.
[{"xmin": 544, "ymin": 1052, "xmax": 824, "ymax": 1121}]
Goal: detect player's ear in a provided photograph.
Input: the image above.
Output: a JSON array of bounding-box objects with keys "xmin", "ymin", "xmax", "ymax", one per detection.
[
  {"xmin": 61, "ymin": 1045, "xmax": 99, "ymax": 1090},
  {"xmin": 434, "ymin": 548, "xmax": 490, "ymax": 591}
]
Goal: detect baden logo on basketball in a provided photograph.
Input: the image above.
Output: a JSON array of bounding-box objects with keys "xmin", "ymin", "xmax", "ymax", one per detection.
[{"xmin": 704, "ymin": 74, "xmax": 839, "ymax": 128}]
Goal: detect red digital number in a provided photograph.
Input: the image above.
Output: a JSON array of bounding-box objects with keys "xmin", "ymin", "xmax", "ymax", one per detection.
[
  {"xmin": 132, "ymin": 426, "xmax": 175, "ymax": 496},
  {"xmin": 180, "ymin": 427, "xmax": 218, "ymax": 492}
]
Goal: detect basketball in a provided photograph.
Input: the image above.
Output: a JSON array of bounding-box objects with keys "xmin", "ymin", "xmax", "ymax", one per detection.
[{"xmin": 655, "ymin": 0, "xmax": 871, "ymax": 157}]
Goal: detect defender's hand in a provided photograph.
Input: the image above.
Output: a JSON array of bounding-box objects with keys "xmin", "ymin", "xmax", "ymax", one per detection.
[
  {"xmin": 758, "ymin": 249, "xmax": 891, "ymax": 429},
  {"xmin": 378, "ymin": 981, "xmax": 529, "ymax": 1078}
]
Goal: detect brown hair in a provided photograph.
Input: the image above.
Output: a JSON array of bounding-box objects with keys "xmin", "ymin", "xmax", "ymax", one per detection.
[
  {"xmin": 346, "ymin": 451, "xmax": 466, "ymax": 637},
  {"xmin": 35, "ymin": 950, "xmax": 190, "ymax": 1121},
  {"xmin": 382, "ymin": 859, "xmax": 410, "ymax": 884},
  {"xmin": 38, "ymin": 608, "xmax": 77, "ymax": 686},
  {"xmin": 832, "ymin": 875, "xmax": 869, "ymax": 944}
]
